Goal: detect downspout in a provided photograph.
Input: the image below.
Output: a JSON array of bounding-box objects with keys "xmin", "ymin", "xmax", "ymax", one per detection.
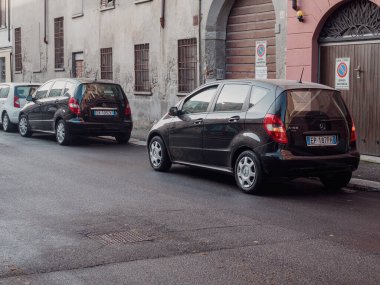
[
  {"xmin": 198, "ymin": 0, "xmax": 202, "ymax": 85},
  {"xmin": 44, "ymin": 0, "xmax": 48, "ymax": 44},
  {"xmin": 160, "ymin": 0, "xmax": 165, "ymax": 28},
  {"xmin": 7, "ymin": 0, "xmax": 10, "ymax": 42}
]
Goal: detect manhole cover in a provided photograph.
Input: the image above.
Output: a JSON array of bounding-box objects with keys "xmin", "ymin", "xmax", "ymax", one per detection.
[{"xmin": 85, "ymin": 230, "xmax": 153, "ymax": 245}]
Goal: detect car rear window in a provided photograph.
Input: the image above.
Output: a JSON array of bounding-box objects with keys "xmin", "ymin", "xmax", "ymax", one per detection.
[
  {"xmin": 286, "ymin": 89, "xmax": 348, "ymax": 122},
  {"xmin": 78, "ymin": 83, "xmax": 125, "ymax": 102},
  {"xmin": 15, "ymin": 86, "xmax": 40, "ymax": 99}
]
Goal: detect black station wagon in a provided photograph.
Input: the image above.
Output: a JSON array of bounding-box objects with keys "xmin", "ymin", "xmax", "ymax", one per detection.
[
  {"xmin": 147, "ymin": 79, "xmax": 360, "ymax": 194},
  {"xmin": 19, "ymin": 78, "xmax": 133, "ymax": 145}
]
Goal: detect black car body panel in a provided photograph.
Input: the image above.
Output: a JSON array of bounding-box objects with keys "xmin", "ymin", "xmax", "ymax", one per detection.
[{"xmin": 148, "ymin": 79, "xmax": 360, "ymax": 181}]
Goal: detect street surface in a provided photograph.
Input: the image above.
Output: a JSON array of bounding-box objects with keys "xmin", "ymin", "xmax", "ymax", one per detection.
[{"xmin": 0, "ymin": 131, "xmax": 379, "ymax": 285}]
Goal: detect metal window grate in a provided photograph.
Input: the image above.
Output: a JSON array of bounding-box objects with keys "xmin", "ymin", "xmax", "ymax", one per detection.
[
  {"xmin": 135, "ymin": 44, "xmax": 150, "ymax": 92},
  {"xmin": 100, "ymin": 0, "xmax": 115, "ymax": 9},
  {"xmin": 54, "ymin": 17, "xmax": 64, "ymax": 69},
  {"xmin": 100, "ymin": 47, "xmax": 113, "ymax": 80},
  {"xmin": 15, "ymin": 28, "xmax": 22, "ymax": 72},
  {"xmin": 178, "ymin": 38, "xmax": 197, "ymax": 93}
]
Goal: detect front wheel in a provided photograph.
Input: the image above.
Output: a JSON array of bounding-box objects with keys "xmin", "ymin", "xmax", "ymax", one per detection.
[
  {"xmin": 148, "ymin": 136, "xmax": 172, "ymax": 172},
  {"xmin": 234, "ymin": 151, "xmax": 263, "ymax": 194},
  {"xmin": 2, "ymin": 113, "xmax": 14, "ymax": 132},
  {"xmin": 56, "ymin": 120, "xmax": 71, "ymax": 145},
  {"xmin": 320, "ymin": 171, "xmax": 352, "ymax": 190},
  {"xmin": 19, "ymin": 115, "xmax": 33, "ymax": 137}
]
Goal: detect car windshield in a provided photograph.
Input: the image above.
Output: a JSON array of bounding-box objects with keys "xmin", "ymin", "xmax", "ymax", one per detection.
[
  {"xmin": 15, "ymin": 86, "xmax": 39, "ymax": 99},
  {"xmin": 286, "ymin": 89, "xmax": 348, "ymax": 122},
  {"xmin": 78, "ymin": 83, "xmax": 125, "ymax": 102}
]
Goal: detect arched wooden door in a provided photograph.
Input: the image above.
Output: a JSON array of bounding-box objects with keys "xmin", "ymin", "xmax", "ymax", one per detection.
[
  {"xmin": 225, "ymin": 0, "xmax": 276, "ymax": 79},
  {"xmin": 319, "ymin": 0, "xmax": 380, "ymax": 156}
]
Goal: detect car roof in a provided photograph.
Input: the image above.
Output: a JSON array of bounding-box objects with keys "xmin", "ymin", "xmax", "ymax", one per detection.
[
  {"xmin": 205, "ymin": 79, "xmax": 335, "ymax": 91},
  {"xmin": 0, "ymin": 82, "xmax": 41, "ymax": 86},
  {"xmin": 52, "ymin": 78, "xmax": 117, "ymax": 85}
]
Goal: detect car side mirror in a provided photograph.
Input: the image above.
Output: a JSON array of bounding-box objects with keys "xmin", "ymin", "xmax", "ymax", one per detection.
[
  {"xmin": 26, "ymin": 95, "xmax": 33, "ymax": 102},
  {"xmin": 169, "ymin": 107, "xmax": 180, "ymax": 116}
]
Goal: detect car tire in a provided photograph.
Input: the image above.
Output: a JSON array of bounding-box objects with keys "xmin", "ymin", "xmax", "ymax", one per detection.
[
  {"xmin": 234, "ymin": 150, "xmax": 263, "ymax": 194},
  {"xmin": 115, "ymin": 133, "xmax": 131, "ymax": 144},
  {"xmin": 320, "ymin": 171, "xmax": 352, "ymax": 190},
  {"xmin": 148, "ymin": 136, "xmax": 172, "ymax": 172},
  {"xmin": 56, "ymin": 120, "xmax": 72, "ymax": 146},
  {"xmin": 18, "ymin": 114, "xmax": 33, "ymax": 137},
  {"xmin": 2, "ymin": 112, "xmax": 14, "ymax": 132}
]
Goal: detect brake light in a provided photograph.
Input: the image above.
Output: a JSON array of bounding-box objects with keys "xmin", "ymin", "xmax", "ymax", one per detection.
[
  {"xmin": 263, "ymin": 114, "xmax": 288, "ymax": 144},
  {"xmin": 68, "ymin": 97, "xmax": 81, "ymax": 115},
  {"xmin": 350, "ymin": 121, "xmax": 357, "ymax": 143},
  {"xmin": 124, "ymin": 101, "xmax": 131, "ymax": 117},
  {"xmin": 14, "ymin": 96, "xmax": 20, "ymax": 108}
]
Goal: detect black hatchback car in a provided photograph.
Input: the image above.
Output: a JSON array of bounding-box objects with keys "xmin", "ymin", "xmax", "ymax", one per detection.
[
  {"xmin": 19, "ymin": 78, "xmax": 132, "ymax": 145},
  {"xmin": 147, "ymin": 79, "xmax": 360, "ymax": 194}
]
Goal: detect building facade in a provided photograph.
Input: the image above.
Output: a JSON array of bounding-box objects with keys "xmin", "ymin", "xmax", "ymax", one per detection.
[
  {"xmin": 287, "ymin": 0, "xmax": 380, "ymax": 156},
  {"xmin": 11, "ymin": 0, "xmax": 287, "ymax": 138},
  {"xmin": 0, "ymin": 0, "xmax": 11, "ymax": 83}
]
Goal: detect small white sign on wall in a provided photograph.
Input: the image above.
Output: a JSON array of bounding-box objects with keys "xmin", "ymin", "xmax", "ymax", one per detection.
[
  {"xmin": 255, "ymin": 66, "xmax": 268, "ymax": 80},
  {"xmin": 255, "ymin": 40, "xmax": 267, "ymax": 67},
  {"xmin": 335, "ymin": 58, "xmax": 350, "ymax": 90}
]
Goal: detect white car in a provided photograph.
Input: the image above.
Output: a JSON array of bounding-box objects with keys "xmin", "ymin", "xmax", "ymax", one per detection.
[{"xmin": 0, "ymin": 83, "xmax": 41, "ymax": 132}]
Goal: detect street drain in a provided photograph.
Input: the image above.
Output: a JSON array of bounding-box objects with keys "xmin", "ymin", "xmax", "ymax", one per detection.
[{"xmin": 85, "ymin": 230, "xmax": 153, "ymax": 245}]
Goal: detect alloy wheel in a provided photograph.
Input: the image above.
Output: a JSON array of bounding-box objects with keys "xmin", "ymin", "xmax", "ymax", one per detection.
[
  {"xmin": 237, "ymin": 156, "xmax": 256, "ymax": 189},
  {"xmin": 19, "ymin": 117, "xmax": 28, "ymax": 136},
  {"xmin": 2, "ymin": 114, "xmax": 8, "ymax": 131},
  {"xmin": 56, "ymin": 122, "xmax": 65, "ymax": 144},
  {"xmin": 150, "ymin": 141, "xmax": 162, "ymax": 167}
]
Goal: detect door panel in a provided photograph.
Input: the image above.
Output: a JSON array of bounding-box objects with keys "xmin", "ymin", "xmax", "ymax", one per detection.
[{"xmin": 320, "ymin": 43, "xmax": 380, "ymax": 156}]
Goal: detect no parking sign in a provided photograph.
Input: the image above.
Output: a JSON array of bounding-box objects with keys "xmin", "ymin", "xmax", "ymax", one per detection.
[
  {"xmin": 255, "ymin": 41, "xmax": 267, "ymax": 67},
  {"xmin": 335, "ymin": 58, "xmax": 350, "ymax": 90}
]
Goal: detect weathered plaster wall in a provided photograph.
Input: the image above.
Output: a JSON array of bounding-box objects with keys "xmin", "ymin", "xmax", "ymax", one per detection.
[{"xmin": 286, "ymin": 0, "xmax": 380, "ymax": 82}]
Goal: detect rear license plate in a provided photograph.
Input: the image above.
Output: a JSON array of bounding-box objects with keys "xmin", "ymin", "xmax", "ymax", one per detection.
[
  {"xmin": 306, "ymin": 135, "xmax": 338, "ymax": 146},
  {"xmin": 93, "ymin": 110, "xmax": 116, "ymax": 116}
]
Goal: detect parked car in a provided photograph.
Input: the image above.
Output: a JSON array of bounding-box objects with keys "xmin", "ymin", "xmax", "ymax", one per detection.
[
  {"xmin": 147, "ymin": 79, "xmax": 360, "ymax": 194},
  {"xmin": 18, "ymin": 78, "xmax": 133, "ymax": 145},
  {"xmin": 0, "ymin": 83, "xmax": 41, "ymax": 132}
]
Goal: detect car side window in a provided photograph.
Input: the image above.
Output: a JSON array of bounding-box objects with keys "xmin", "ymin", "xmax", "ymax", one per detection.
[
  {"xmin": 0, "ymin": 86, "xmax": 10, "ymax": 99},
  {"xmin": 49, "ymin": 80, "xmax": 66, "ymax": 97},
  {"xmin": 35, "ymin": 81, "xmax": 54, "ymax": 100},
  {"xmin": 63, "ymin": 82, "xmax": 76, "ymax": 97},
  {"xmin": 214, "ymin": 84, "xmax": 250, "ymax": 112},
  {"xmin": 249, "ymin": 86, "xmax": 270, "ymax": 108},
  {"xmin": 182, "ymin": 86, "xmax": 218, "ymax": 114}
]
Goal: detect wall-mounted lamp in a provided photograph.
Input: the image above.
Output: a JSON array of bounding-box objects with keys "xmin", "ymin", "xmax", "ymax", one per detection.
[
  {"xmin": 292, "ymin": 0, "xmax": 298, "ymax": 10},
  {"xmin": 297, "ymin": 10, "xmax": 304, "ymax": 22}
]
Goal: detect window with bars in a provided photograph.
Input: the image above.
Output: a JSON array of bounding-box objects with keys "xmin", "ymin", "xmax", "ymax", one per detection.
[
  {"xmin": 100, "ymin": 0, "xmax": 115, "ymax": 9},
  {"xmin": 134, "ymin": 44, "xmax": 150, "ymax": 92},
  {"xmin": 100, "ymin": 48, "xmax": 113, "ymax": 80},
  {"xmin": 54, "ymin": 17, "xmax": 64, "ymax": 69},
  {"xmin": 15, "ymin": 28, "xmax": 22, "ymax": 73},
  {"xmin": 178, "ymin": 38, "xmax": 197, "ymax": 93}
]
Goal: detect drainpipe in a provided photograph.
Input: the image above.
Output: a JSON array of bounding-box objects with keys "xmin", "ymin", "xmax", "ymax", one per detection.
[
  {"xmin": 7, "ymin": 0, "xmax": 10, "ymax": 42},
  {"xmin": 44, "ymin": 0, "xmax": 48, "ymax": 44},
  {"xmin": 160, "ymin": 0, "xmax": 165, "ymax": 28},
  {"xmin": 198, "ymin": 0, "xmax": 202, "ymax": 85}
]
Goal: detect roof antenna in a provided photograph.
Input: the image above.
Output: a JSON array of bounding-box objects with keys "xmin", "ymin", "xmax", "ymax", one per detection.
[{"xmin": 298, "ymin": 67, "xmax": 304, "ymax": 84}]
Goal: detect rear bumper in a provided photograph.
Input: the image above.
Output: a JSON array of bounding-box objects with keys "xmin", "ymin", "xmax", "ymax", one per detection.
[
  {"xmin": 261, "ymin": 149, "xmax": 360, "ymax": 178},
  {"xmin": 67, "ymin": 119, "xmax": 133, "ymax": 136}
]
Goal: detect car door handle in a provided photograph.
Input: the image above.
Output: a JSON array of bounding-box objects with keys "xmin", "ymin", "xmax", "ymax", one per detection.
[
  {"xmin": 228, "ymin": 116, "xmax": 240, "ymax": 122},
  {"xmin": 194, "ymin": 118, "xmax": 203, "ymax": 125}
]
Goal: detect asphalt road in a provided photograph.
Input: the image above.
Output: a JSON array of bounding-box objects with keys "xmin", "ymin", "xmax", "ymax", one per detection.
[{"xmin": 0, "ymin": 131, "xmax": 379, "ymax": 285}]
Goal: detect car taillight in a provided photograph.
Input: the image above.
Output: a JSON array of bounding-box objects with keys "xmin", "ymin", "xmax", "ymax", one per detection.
[
  {"xmin": 14, "ymin": 96, "xmax": 20, "ymax": 108},
  {"xmin": 350, "ymin": 121, "xmax": 357, "ymax": 143},
  {"xmin": 263, "ymin": 114, "xmax": 288, "ymax": 144},
  {"xmin": 68, "ymin": 97, "xmax": 81, "ymax": 115},
  {"xmin": 124, "ymin": 102, "xmax": 131, "ymax": 117}
]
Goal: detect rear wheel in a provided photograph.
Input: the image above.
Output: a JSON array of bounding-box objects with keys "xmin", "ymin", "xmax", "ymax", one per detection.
[
  {"xmin": 148, "ymin": 136, "xmax": 172, "ymax": 172},
  {"xmin": 234, "ymin": 151, "xmax": 263, "ymax": 194},
  {"xmin": 320, "ymin": 171, "xmax": 352, "ymax": 190},
  {"xmin": 115, "ymin": 133, "xmax": 130, "ymax": 144},
  {"xmin": 56, "ymin": 120, "xmax": 71, "ymax": 145},
  {"xmin": 18, "ymin": 115, "xmax": 33, "ymax": 137},
  {"xmin": 2, "ymin": 112, "xmax": 14, "ymax": 132}
]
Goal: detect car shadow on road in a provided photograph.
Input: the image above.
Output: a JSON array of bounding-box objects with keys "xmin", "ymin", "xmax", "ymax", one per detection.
[{"xmin": 168, "ymin": 165, "xmax": 350, "ymax": 198}]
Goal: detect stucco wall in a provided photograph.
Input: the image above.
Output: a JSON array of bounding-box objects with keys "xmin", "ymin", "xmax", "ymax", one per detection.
[{"xmin": 286, "ymin": 0, "xmax": 380, "ymax": 82}]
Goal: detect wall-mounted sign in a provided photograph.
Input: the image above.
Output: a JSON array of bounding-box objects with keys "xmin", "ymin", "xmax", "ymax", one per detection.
[
  {"xmin": 255, "ymin": 67, "xmax": 268, "ymax": 80},
  {"xmin": 335, "ymin": 58, "xmax": 350, "ymax": 90},
  {"xmin": 255, "ymin": 41, "xmax": 267, "ymax": 67}
]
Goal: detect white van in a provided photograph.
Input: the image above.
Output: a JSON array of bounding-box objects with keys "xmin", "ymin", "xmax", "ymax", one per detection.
[{"xmin": 0, "ymin": 83, "xmax": 41, "ymax": 132}]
